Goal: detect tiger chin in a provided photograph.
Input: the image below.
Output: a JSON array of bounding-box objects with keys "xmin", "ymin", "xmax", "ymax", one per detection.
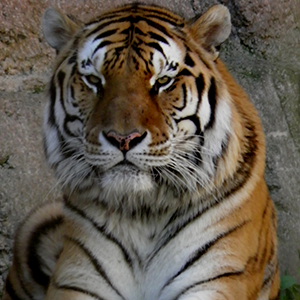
[{"xmin": 3, "ymin": 3, "xmax": 279, "ymax": 300}]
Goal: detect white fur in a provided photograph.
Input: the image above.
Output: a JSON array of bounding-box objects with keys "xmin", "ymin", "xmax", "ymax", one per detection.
[
  {"xmin": 55, "ymin": 169, "xmax": 258, "ymax": 300},
  {"xmin": 201, "ymin": 96, "xmax": 232, "ymax": 177},
  {"xmin": 78, "ymin": 37, "xmax": 106, "ymax": 85},
  {"xmin": 150, "ymin": 39, "xmax": 183, "ymax": 90},
  {"xmin": 198, "ymin": 92, "xmax": 211, "ymax": 131},
  {"xmin": 99, "ymin": 165, "xmax": 155, "ymax": 198}
]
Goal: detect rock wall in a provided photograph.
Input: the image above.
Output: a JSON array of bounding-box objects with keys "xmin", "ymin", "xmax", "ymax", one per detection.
[{"xmin": 1, "ymin": 0, "xmax": 300, "ymax": 292}]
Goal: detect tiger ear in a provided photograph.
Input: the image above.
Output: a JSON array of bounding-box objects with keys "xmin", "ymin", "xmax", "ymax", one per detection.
[
  {"xmin": 189, "ymin": 5, "xmax": 231, "ymax": 60},
  {"xmin": 42, "ymin": 8, "xmax": 80, "ymax": 52}
]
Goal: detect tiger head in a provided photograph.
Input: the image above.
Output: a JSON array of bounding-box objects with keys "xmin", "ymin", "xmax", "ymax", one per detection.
[{"xmin": 42, "ymin": 4, "xmax": 233, "ymax": 206}]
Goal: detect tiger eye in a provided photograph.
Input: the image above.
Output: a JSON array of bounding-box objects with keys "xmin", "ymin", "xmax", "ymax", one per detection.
[
  {"xmin": 85, "ymin": 75, "xmax": 101, "ymax": 85},
  {"xmin": 157, "ymin": 76, "xmax": 171, "ymax": 86}
]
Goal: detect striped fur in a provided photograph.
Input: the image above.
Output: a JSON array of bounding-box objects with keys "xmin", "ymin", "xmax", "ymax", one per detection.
[{"xmin": 3, "ymin": 4, "xmax": 279, "ymax": 300}]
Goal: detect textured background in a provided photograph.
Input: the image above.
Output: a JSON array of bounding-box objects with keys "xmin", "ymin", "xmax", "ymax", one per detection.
[{"xmin": 1, "ymin": 0, "xmax": 300, "ymax": 293}]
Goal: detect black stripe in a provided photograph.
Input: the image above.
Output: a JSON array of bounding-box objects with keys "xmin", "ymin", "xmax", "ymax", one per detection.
[
  {"xmin": 204, "ymin": 77, "xmax": 217, "ymax": 130},
  {"xmin": 134, "ymin": 26, "xmax": 147, "ymax": 36},
  {"xmin": 86, "ymin": 15, "xmax": 174, "ymax": 39},
  {"xmin": 137, "ymin": 6, "xmax": 179, "ymax": 20},
  {"xmin": 13, "ymin": 237, "xmax": 35, "ymax": 299},
  {"xmin": 184, "ymin": 53, "xmax": 195, "ymax": 67},
  {"xmin": 44, "ymin": 61, "xmax": 76, "ymax": 164},
  {"xmin": 175, "ymin": 115, "xmax": 202, "ymax": 136},
  {"xmin": 143, "ymin": 18, "xmax": 173, "ymax": 38},
  {"xmin": 165, "ymin": 82, "xmax": 177, "ymax": 92},
  {"xmin": 57, "ymin": 71, "xmax": 66, "ymax": 126},
  {"xmin": 131, "ymin": 44, "xmax": 148, "ymax": 67},
  {"xmin": 68, "ymin": 52, "xmax": 77, "ymax": 65},
  {"xmin": 149, "ymin": 31, "xmax": 169, "ymax": 44},
  {"xmin": 261, "ymin": 264, "xmax": 278, "ymax": 291},
  {"xmin": 64, "ymin": 200, "xmax": 133, "ymax": 268},
  {"xmin": 120, "ymin": 26, "xmax": 134, "ymax": 43},
  {"xmin": 70, "ymin": 85, "xmax": 75, "ymax": 101},
  {"xmin": 66, "ymin": 236, "xmax": 125, "ymax": 300},
  {"xmin": 63, "ymin": 114, "xmax": 83, "ymax": 138},
  {"xmin": 105, "ymin": 55, "xmax": 121, "ymax": 71},
  {"xmin": 195, "ymin": 73, "xmax": 205, "ymax": 117},
  {"xmin": 139, "ymin": 5, "xmax": 183, "ymax": 24},
  {"xmin": 162, "ymin": 220, "xmax": 249, "ymax": 291},
  {"xmin": 4, "ymin": 278, "xmax": 23, "ymax": 300},
  {"xmin": 57, "ymin": 70, "xmax": 65, "ymax": 88},
  {"xmin": 48, "ymin": 76, "xmax": 58, "ymax": 128},
  {"xmin": 86, "ymin": 5, "xmax": 182, "ymax": 28},
  {"xmin": 70, "ymin": 63, "xmax": 78, "ymax": 78},
  {"xmin": 147, "ymin": 42, "xmax": 166, "ymax": 58},
  {"xmin": 143, "ymin": 13, "xmax": 184, "ymax": 28},
  {"xmin": 93, "ymin": 29, "xmax": 119, "ymax": 42},
  {"xmin": 86, "ymin": 18, "xmax": 130, "ymax": 38},
  {"xmin": 132, "ymin": 56, "xmax": 139, "ymax": 70},
  {"xmin": 196, "ymin": 74, "xmax": 205, "ymax": 101},
  {"xmin": 56, "ymin": 70, "xmax": 82, "ymax": 139},
  {"xmin": 27, "ymin": 216, "xmax": 64, "ymax": 287},
  {"xmin": 92, "ymin": 40, "xmax": 114, "ymax": 57},
  {"xmin": 178, "ymin": 68, "xmax": 193, "ymax": 77},
  {"xmin": 54, "ymin": 282, "xmax": 106, "ymax": 300},
  {"xmin": 170, "ymin": 270, "xmax": 244, "ymax": 300}
]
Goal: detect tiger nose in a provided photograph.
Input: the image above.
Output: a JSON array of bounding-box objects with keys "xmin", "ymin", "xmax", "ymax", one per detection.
[{"xmin": 104, "ymin": 131, "xmax": 147, "ymax": 152}]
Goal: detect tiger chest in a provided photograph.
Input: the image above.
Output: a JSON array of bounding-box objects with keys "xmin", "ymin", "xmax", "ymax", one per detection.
[{"xmin": 49, "ymin": 198, "xmax": 249, "ymax": 300}]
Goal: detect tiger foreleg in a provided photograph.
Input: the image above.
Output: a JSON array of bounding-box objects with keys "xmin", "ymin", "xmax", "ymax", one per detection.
[{"xmin": 3, "ymin": 200, "xmax": 65, "ymax": 300}]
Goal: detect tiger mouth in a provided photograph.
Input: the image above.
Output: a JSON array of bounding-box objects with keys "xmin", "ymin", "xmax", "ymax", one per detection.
[
  {"xmin": 115, "ymin": 160, "xmax": 136, "ymax": 168},
  {"xmin": 92, "ymin": 158, "xmax": 156, "ymax": 195},
  {"xmin": 93, "ymin": 159, "xmax": 144, "ymax": 176}
]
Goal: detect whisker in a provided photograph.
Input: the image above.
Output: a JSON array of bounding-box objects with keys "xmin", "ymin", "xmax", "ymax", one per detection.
[
  {"xmin": 159, "ymin": 167, "xmax": 185, "ymax": 194},
  {"xmin": 172, "ymin": 140, "xmax": 218, "ymax": 156}
]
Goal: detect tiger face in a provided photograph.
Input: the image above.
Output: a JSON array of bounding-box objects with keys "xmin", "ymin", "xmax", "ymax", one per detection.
[{"xmin": 43, "ymin": 4, "xmax": 232, "ymax": 201}]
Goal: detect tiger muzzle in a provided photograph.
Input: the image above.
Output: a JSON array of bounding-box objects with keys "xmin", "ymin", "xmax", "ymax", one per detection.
[{"xmin": 104, "ymin": 130, "xmax": 148, "ymax": 153}]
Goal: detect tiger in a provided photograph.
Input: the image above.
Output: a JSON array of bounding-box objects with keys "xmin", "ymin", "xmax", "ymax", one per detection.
[{"xmin": 3, "ymin": 3, "xmax": 279, "ymax": 300}]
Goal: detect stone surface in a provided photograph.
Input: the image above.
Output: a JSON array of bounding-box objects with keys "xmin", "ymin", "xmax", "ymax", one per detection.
[{"xmin": 0, "ymin": 0, "xmax": 300, "ymax": 293}]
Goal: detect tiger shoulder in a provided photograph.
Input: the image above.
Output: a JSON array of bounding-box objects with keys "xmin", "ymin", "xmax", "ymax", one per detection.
[{"xmin": 3, "ymin": 3, "xmax": 279, "ymax": 300}]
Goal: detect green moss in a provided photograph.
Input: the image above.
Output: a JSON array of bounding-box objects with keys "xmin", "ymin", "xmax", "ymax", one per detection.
[
  {"xmin": 280, "ymin": 252, "xmax": 300, "ymax": 300},
  {"xmin": 0, "ymin": 155, "xmax": 14, "ymax": 169},
  {"xmin": 32, "ymin": 85, "xmax": 45, "ymax": 94},
  {"xmin": 0, "ymin": 155, "xmax": 10, "ymax": 167}
]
